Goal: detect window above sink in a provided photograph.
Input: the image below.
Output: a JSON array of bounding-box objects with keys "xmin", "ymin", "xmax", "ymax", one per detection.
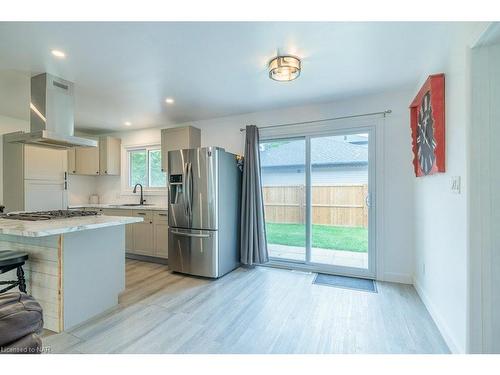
[{"xmin": 128, "ymin": 145, "xmax": 166, "ymax": 188}]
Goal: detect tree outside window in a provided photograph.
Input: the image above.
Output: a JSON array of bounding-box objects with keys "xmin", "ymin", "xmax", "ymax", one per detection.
[{"xmin": 128, "ymin": 146, "xmax": 166, "ymax": 188}]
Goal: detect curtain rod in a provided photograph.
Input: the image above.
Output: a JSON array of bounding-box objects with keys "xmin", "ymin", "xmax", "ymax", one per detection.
[{"xmin": 239, "ymin": 109, "xmax": 392, "ymax": 132}]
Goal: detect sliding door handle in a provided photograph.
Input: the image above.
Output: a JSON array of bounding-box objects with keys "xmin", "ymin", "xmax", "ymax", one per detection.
[{"xmin": 365, "ymin": 193, "xmax": 373, "ymax": 207}]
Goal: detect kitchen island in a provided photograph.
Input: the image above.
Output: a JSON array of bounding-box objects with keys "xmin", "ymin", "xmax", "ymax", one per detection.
[
  {"xmin": 0, "ymin": 214, "xmax": 143, "ymax": 332},
  {"xmin": 68, "ymin": 204, "xmax": 170, "ymax": 262}
]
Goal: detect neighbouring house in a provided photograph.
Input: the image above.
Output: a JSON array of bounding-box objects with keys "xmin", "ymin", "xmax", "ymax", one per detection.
[{"xmin": 260, "ymin": 135, "xmax": 369, "ymax": 186}]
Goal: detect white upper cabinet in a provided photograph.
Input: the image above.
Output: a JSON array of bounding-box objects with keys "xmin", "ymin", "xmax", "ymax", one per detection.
[
  {"xmin": 24, "ymin": 145, "xmax": 67, "ymax": 181},
  {"xmin": 75, "ymin": 145, "xmax": 100, "ymax": 175},
  {"xmin": 67, "ymin": 136, "xmax": 121, "ymax": 176},
  {"xmin": 99, "ymin": 136, "xmax": 121, "ymax": 175},
  {"xmin": 160, "ymin": 126, "xmax": 201, "ymax": 173}
]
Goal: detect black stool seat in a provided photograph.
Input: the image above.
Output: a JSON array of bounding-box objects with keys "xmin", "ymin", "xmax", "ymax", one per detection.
[
  {"xmin": 0, "ymin": 251, "xmax": 29, "ymax": 268},
  {"xmin": 0, "ymin": 251, "xmax": 29, "ymax": 294}
]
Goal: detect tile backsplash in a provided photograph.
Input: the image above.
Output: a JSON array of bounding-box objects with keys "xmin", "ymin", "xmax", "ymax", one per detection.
[{"xmin": 67, "ymin": 174, "xmax": 168, "ymax": 207}]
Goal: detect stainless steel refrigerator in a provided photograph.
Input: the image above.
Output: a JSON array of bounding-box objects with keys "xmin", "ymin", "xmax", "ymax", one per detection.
[{"xmin": 168, "ymin": 147, "xmax": 242, "ymax": 278}]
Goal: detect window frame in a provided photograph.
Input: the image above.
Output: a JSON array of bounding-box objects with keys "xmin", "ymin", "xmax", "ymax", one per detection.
[{"xmin": 123, "ymin": 144, "xmax": 167, "ymax": 194}]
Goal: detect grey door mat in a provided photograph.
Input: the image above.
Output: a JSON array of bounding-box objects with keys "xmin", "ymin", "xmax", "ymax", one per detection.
[{"xmin": 313, "ymin": 273, "xmax": 377, "ymax": 293}]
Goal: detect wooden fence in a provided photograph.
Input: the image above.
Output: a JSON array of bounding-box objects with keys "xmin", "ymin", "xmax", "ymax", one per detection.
[{"xmin": 262, "ymin": 184, "xmax": 368, "ymax": 228}]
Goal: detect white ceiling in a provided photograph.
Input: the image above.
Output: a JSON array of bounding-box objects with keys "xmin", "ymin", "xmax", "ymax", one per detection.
[{"xmin": 0, "ymin": 22, "xmax": 473, "ymax": 132}]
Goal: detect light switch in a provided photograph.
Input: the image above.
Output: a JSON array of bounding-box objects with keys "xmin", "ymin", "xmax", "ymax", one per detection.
[{"xmin": 451, "ymin": 176, "xmax": 461, "ymax": 194}]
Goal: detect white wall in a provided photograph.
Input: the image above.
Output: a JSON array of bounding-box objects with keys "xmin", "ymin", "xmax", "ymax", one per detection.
[
  {"xmin": 411, "ymin": 23, "xmax": 489, "ymax": 354},
  {"xmin": 67, "ymin": 175, "xmax": 98, "ymax": 205},
  {"xmin": 100, "ymin": 87, "xmax": 415, "ymax": 284},
  {"xmin": 469, "ymin": 25, "xmax": 500, "ymax": 354}
]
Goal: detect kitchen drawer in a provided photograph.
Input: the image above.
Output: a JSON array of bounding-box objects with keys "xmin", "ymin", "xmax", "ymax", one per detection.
[
  {"xmin": 70, "ymin": 206, "xmax": 100, "ymax": 212},
  {"xmin": 153, "ymin": 211, "xmax": 168, "ymax": 223},
  {"xmin": 102, "ymin": 208, "xmax": 132, "ymax": 216},
  {"xmin": 131, "ymin": 210, "xmax": 153, "ymax": 221}
]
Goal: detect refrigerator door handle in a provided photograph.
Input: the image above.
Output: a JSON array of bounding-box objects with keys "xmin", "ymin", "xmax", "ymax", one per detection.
[
  {"xmin": 188, "ymin": 162, "xmax": 193, "ymax": 222},
  {"xmin": 170, "ymin": 230, "xmax": 211, "ymax": 238},
  {"xmin": 182, "ymin": 162, "xmax": 188, "ymax": 217}
]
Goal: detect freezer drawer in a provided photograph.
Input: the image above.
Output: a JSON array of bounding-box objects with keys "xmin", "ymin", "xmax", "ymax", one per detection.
[{"xmin": 168, "ymin": 228, "xmax": 218, "ymax": 278}]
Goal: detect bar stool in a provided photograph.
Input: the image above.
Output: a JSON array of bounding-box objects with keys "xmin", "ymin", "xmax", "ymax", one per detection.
[{"xmin": 0, "ymin": 251, "xmax": 29, "ymax": 294}]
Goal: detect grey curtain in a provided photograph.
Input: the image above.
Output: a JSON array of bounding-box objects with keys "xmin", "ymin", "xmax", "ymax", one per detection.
[{"xmin": 240, "ymin": 125, "xmax": 269, "ymax": 265}]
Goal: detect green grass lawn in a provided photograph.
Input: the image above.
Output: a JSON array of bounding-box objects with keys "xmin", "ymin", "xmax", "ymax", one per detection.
[{"xmin": 266, "ymin": 222, "xmax": 368, "ymax": 253}]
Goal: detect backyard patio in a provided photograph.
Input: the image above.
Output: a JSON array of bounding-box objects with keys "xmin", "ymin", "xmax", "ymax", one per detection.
[{"xmin": 266, "ymin": 223, "xmax": 368, "ymax": 268}]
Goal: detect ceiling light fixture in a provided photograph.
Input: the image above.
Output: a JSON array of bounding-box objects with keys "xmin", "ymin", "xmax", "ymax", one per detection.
[
  {"xmin": 124, "ymin": 121, "xmax": 132, "ymax": 126},
  {"xmin": 268, "ymin": 55, "xmax": 301, "ymax": 82},
  {"xmin": 51, "ymin": 49, "xmax": 66, "ymax": 58},
  {"xmin": 165, "ymin": 98, "xmax": 175, "ymax": 104}
]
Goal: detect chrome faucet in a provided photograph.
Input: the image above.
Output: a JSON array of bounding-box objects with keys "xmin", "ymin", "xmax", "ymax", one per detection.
[{"xmin": 132, "ymin": 184, "xmax": 146, "ymax": 205}]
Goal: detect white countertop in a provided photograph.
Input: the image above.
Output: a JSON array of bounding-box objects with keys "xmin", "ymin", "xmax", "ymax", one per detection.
[
  {"xmin": 0, "ymin": 215, "xmax": 143, "ymax": 237},
  {"xmin": 68, "ymin": 204, "xmax": 168, "ymax": 211}
]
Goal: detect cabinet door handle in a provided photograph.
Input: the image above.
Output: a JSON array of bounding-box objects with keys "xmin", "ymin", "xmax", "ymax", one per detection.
[
  {"xmin": 137, "ymin": 213, "xmax": 146, "ymax": 216},
  {"xmin": 158, "ymin": 213, "xmax": 167, "ymax": 216}
]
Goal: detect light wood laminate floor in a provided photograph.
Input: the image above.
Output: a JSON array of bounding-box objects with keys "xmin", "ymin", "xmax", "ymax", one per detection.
[{"xmin": 42, "ymin": 260, "xmax": 449, "ymax": 354}]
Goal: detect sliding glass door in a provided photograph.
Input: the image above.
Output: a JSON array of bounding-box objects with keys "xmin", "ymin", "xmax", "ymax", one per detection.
[
  {"xmin": 260, "ymin": 138, "xmax": 306, "ymax": 263},
  {"xmin": 309, "ymin": 133, "xmax": 370, "ymax": 271},
  {"xmin": 260, "ymin": 128, "xmax": 375, "ymax": 278}
]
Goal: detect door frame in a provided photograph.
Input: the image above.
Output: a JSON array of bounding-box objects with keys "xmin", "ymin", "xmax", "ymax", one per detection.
[{"xmin": 261, "ymin": 122, "xmax": 378, "ymax": 279}]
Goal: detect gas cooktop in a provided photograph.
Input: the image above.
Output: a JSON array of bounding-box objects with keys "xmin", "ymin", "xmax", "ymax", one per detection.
[{"xmin": 0, "ymin": 210, "xmax": 100, "ymax": 221}]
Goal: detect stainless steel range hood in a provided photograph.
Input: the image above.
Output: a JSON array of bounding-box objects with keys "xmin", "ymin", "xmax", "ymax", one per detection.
[{"xmin": 7, "ymin": 73, "xmax": 97, "ymax": 149}]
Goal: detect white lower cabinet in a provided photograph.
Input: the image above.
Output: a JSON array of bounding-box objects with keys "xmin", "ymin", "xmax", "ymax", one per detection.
[
  {"xmin": 132, "ymin": 211, "xmax": 154, "ymax": 256},
  {"xmin": 100, "ymin": 208, "xmax": 168, "ymax": 259},
  {"xmin": 153, "ymin": 211, "xmax": 169, "ymax": 258}
]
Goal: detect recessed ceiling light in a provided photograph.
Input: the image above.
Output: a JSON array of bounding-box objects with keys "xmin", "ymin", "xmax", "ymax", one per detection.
[
  {"xmin": 124, "ymin": 121, "xmax": 132, "ymax": 126},
  {"xmin": 51, "ymin": 49, "xmax": 66, "ymax": 58},
  {"xmin": 165, "ymin": 98, "xmax": 175, "ymax": 104}
]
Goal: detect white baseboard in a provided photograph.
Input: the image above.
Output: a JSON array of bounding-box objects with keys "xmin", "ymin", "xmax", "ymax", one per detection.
[
  {"xmin": 381, "ymin": 272, "xmax": 413, "ymax": 284},
  {"xmin": 413, "ymin": 278, "xmax": 463, "ymax": 354}
]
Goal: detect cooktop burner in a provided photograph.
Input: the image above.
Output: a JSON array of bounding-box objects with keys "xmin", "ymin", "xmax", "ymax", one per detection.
[{"xmin": 0, "ymin": 210, "xmax": 100, "ymax": 221}]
